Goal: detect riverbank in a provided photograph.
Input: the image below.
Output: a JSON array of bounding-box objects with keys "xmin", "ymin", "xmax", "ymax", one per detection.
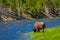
[{"xmin": 29, "ymin": 26, "xmax": 60, "ymax": 40}]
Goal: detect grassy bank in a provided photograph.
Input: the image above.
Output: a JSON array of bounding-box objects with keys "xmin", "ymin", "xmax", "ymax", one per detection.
[{"xmin": 29, "ymin": 26, "xmax": 60, "ymax": 40}]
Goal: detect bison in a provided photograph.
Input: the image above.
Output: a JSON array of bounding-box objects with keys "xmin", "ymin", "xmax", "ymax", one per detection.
[{"xmin": 33, "ymin": 22, "xmax": 45, "ymax": 32}]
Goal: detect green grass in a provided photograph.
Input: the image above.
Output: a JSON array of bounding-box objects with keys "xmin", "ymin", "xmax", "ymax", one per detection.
[{"xmin": 29, "ymin": 26, "xmax": 60, "ymax": 40}]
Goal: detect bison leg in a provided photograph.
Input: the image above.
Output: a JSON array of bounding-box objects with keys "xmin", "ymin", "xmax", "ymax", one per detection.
[
  {"xmin": 42, "ymin": 24, "xmax": 45, "ymax": 32},
  {"xmin": 37, "ymin": 28, "xmax": 40, "ymax": 32}
]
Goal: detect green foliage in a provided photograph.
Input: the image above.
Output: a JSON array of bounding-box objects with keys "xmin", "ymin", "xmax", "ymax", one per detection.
[
  {"xmin": 0, "ymin": 0, "xmax": 60, "ymax": 19},
  {"xmin": 56, "ymin": 0, "xmax": 60, "ymax": 6},
  {"xmin": 0, "ymin": 0, "xmax": 2, "ymax": 6}
]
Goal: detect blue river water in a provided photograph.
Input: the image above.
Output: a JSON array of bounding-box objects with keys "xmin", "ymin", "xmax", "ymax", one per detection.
[{"xmin": 0, "ymin": 17, "xmax": 60, "ymax": 40}]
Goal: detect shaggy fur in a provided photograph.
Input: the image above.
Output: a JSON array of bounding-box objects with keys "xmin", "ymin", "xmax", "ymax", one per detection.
[{"xmin": 33, "ymin": 22, "xmax": 45, "ymax": 32}]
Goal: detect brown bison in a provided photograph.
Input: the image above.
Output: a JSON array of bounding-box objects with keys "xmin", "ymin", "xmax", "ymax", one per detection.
[{"xmin": 33, "ymin": 22, "xmax": 45, "ymax": 32}]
